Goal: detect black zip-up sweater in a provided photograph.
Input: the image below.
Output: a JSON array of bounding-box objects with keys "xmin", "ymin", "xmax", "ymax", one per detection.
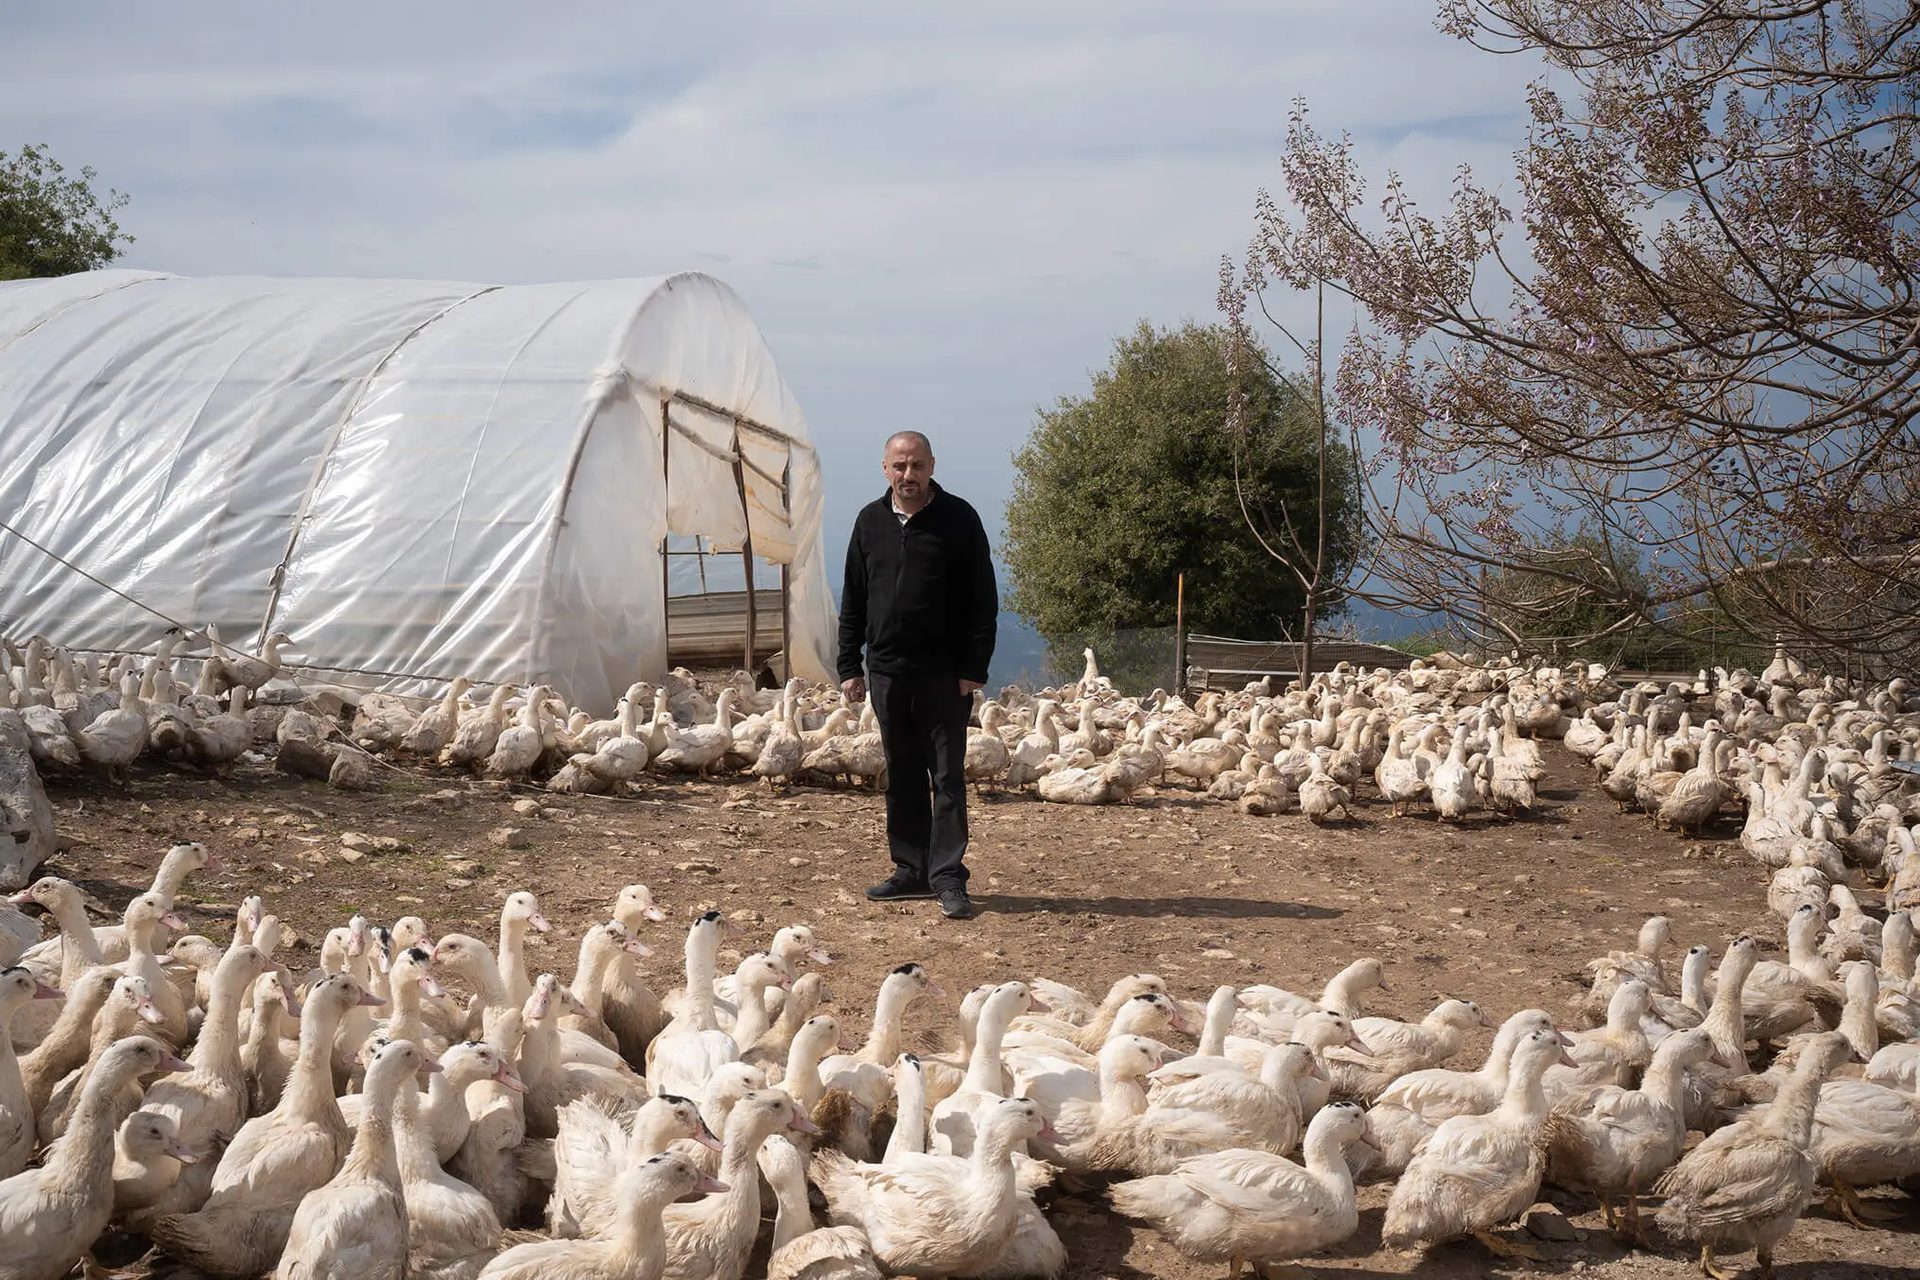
[{"xmin": 837, "ymin": 481, "xmax": 998, "ymax": 684}]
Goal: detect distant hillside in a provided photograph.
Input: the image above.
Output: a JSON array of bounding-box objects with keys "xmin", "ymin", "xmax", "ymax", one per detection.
[
  {"xmin": 990, "ymin": 612, "xmax": 1059, "ymax": 688},
  {"xmin": 986, "ymin": 599, "xmax": 1442, "ymax": 691}
]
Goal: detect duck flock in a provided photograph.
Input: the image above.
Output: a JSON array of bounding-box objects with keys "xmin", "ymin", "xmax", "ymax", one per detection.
[{"xmin": 0, "ymin": 628, "xmax": 1918, "ymax": 1278}]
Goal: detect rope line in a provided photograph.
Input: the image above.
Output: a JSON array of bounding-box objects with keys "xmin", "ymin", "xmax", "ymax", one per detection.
[
  {"xmin": 0, "ymin": 515, "xmax": 476, "ymax": 689},
  {"xmin": 0, "ymin": 514, "xmax": 198, "ymax": 634}
]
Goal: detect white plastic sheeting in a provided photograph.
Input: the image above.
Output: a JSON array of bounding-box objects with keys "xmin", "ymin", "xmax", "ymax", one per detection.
[{"xmin": 0, "ymin": 269, "xmax": 836, "ymax": 711}]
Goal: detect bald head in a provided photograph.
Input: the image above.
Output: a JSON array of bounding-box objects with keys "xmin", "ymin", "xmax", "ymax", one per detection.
[
  {"xmin": 882, "ymin": 432, "xmax": 935, "ymax": 514},
  {"xmin": 884, "ymin": 430, "xmax": 933, "ymax": 458}
]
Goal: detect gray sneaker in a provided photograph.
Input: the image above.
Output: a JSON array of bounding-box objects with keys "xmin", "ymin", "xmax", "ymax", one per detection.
[{"xmin": 938, "ymin": 888, "xmax": 973, "ymax": 920}]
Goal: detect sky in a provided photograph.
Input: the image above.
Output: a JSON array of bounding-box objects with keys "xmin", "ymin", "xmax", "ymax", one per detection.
[{"xmin": 5, "ymin": 2, "xmax": 1546, "ymax": 680}]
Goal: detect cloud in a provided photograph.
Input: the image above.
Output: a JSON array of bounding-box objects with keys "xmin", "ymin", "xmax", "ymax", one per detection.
[{"xmin": 3, "ymin": 1, "xmax": 1546, "ymax": 592}]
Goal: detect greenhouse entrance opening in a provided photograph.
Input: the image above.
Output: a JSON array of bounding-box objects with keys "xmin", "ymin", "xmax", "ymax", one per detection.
[{"xmin": 658, "ymin": 393, "xmax": 794, "ymax": 678}]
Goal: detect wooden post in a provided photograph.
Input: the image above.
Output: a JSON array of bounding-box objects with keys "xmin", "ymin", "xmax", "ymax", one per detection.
[
  {"xmin": 780, "ymin": 563, "xmax": 791, "ymax": 681},
  {"xmin": 1173, "ymin": 571, "xmax": 1186, "ymax": 694},
  {"xmin": 661, "ymin": 398, "xmax": 673, "ymax": 659},
  {"xmin": 780, "ymin": 453, "xmax": 792, "ymax": 680},
  {"xmin": 731, "ymin": 423, "xmax": 757, "ymax": 672}
]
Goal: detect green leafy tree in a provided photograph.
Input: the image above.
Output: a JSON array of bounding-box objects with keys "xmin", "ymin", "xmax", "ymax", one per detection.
[
  {"xmin": 1004, "ymin": 321, "xmax": 1363, "ymax": 688},
  {"xmin": 0, "ymin": 143, "xmax": 132, "ymax": 281}
]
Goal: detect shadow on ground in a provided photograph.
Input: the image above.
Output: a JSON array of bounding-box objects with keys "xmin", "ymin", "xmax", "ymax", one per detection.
[{"xmin": 975, "ymin": 894, "xmax": 1341, "ymax": 920}]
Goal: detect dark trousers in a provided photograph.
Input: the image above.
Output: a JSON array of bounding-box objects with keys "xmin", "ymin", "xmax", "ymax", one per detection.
[{"xmin": 867, "ymin": 667, "xmax": 970, "ymax": 890}]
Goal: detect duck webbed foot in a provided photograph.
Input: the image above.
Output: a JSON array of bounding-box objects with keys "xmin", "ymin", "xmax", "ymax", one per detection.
[
  {"xmin": 1472, "ymin": 1229, "xmax": 1545, "ymax": 1262},
  {"xmin": 1698, "ymin": 1244, "xmax": 1739, "ymax": 1280}
]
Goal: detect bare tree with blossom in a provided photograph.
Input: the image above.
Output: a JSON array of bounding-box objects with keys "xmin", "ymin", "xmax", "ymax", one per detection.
[{"xmin": 1230, "ymin": 0, "xmax": 1920, "ymax": 672}]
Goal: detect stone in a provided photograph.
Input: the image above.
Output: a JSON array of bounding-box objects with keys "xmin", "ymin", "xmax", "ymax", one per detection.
[
  {"xmin": 1200, "ymin": 948, "xmax": 1235, "ymax": 960},
  {"xmin": 428, "ymin": 788, "xmax": 464, "ymax": 804},
  {"xmin": 275, "ymin": 739, "xmax": 334, "ymax": 780},
  {"xmin": 338, "ymin": 848, "xmax": 365, "ymax": 864},
  {"xmin": 444, "ymin": 877, "xmax": 476, "ymax": 890},
  {"xmin": 674, "ymin": 861, "xmax": 719, "ymax": 874},
  {"xmin": 512, "ymin": 798, "xmax": 543, "ymax": 817},
  {"xmin": 1524, "ymin": 1208, "xmax": 1579, "ymax": 1243},
  {"xmin": 341, "ymin": 832, "xmax": 377, "ymax": 853},
  {"xmin": 489, "ymin": 826, "xmax": 530, "ymax": 849},
  {"xmin": 327, "ymin": 750, "xmax": 374, "ymax": 790},
  {"xmin": 232, "ymin": 826, "xmax": 263, "ymax": 843},
  {"xmin": 787, "ymin": 857, "xmax": 810, "ymax": 868},
  {"xmin": 445, "ymin": 858, "xmax": 484, "ymax": 877}
]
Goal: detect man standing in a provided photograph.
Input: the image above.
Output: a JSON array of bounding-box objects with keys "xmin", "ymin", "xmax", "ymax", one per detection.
[{"xmin": 837, "ymin": 431, "xmax": 997, "ymax": 920}]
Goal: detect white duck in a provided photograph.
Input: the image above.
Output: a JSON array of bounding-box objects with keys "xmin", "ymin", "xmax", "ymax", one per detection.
[
  {"xmin": 761, "ymin": 1133, "xmax": 882, "ymax": 1280},
  {"xmin": 1427, "ymin": 730, "xmax": 1483, "ymax": 821},
  {"xmin": 811, "ymin": 1097, "xmax": 1053, "ymax": 1279},
  {"xmin": 0, "ymin": 1037, "xmax": 185, "ymax": 1280},
  {"xmin": 496, "ymin": 891, "xmax": 551, "ymax": 1009},
  {"xmin": 148, "ymin": 972, "xmax": 373, "ymax": 1275},
  {"xmin": 113, "ymin": 1108, "xmax": 199, "ymax": 1215},
  {"xmin": 815, "ymin": 962, "xmax": 935, "ymax": 1159},
  {"xmin": 1382, "ymin": 1029, "xmax": 1576, "ymax": 1261},
  {"xmin": 484, "ymin": 686, "xmax": 550, "ymax": 779},
  {"xmin": 661, "ymin": 1087, "xmax": 818, "ymax": 1280},
  {"xmin": 645, "ymin": 912, "xmax": 743, "ymax": 1099},
  {"xmin": 599, "ymin": 885, "xmax": 669, "ymax": 1066},
  {"xmin": 750, "ymin": 686, "xmax": 804, "ymax": 791},
  {"xmin": 1656, "ymin": 1032, "xmax": 1849, "ymax": 1280},
  {"xmin": 929, "ymin": 981, "xmax": 1038, "ymax": 1156},
  {"xmin": 1236, "ymin": 957, "xmax": 1387, "ymax": 1038},
  {"xmin": 74, "ymin": 672, "xmax": 148, "ymax": 783},
  {"xmin": 274, "ymin": 1039, "xmax": 437, "ymax": 1280},
  {"xmin": 0, "ymin": 966, "xmax": 61, "ymax": 1177},
  {"xmin": 653, "ymin": 688, "xmax": 739, "ymax": 777},
  {"xmin": 518, "ymin": 975, "xmax": 651, "ymax": 1136},
  {"xmin": 1544, "ymin": 1028, "xmax": 1714, "ymax": 1237},
  {"xmin": 584, "ymin": 697, "xmax": 651, "ymax": 785},
  {"xmin": 448, "ymin": 684, "xmax": 516, "ymax": 767},
  {"xmin": 478, "ymin": 1153, "xmax": 722, "ymax": 1280},
  {"xmin": 211, "ymin": 630, "xmax": 294, "ymax": 694},
  {"xmin": 139, "ymin": 944, "xmax": 271, "ymax": 1218},
  {"xmin": 186, "ymin": 686, "xmax": 254, "ymax": 770},
  {"xmin": 1325, "ymin": 997, "xmax": 1491, "ymax": 1098},
  {"xmin": 401, "ymin": 676, "xmax": 473, "ymax": 757},
  {"xmin": 1109, "ymin": 1102, "xmax": 1373, "ymax": 1274},
  {"xmin": 544, "ymin": 1092, "xmax": 717, "ymax": 1238}
]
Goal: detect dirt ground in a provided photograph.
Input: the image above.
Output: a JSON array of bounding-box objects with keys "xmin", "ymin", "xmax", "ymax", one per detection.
[{"xmin": 33, "ymin": 745, "xmax": 1920, "ymax": 1280}]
